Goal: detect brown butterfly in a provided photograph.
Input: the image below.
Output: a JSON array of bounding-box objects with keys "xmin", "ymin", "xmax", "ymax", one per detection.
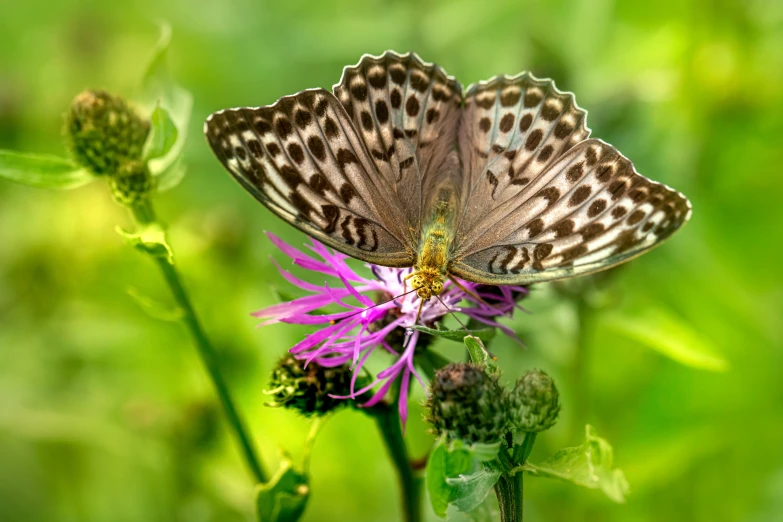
[{"xmin": 204, "ymin": 51, "xmax": 691, "ymax": 301}]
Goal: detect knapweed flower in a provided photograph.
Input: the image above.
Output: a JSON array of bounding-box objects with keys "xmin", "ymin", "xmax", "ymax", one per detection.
[
  {"xmin": 425, "ymin": 362, "xmax": 509, "ymax": 444},
  {"xmin": 254, "ymin": 233, "xmax": 526, "ymax": 425}
]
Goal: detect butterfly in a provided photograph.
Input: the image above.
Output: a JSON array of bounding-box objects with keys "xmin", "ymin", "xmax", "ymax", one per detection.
[{"xmin": 204, "ymin": 51, "xmax": 691, "ymax": 302}]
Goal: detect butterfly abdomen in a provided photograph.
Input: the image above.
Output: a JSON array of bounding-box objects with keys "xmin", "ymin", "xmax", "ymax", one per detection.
[{"xmin": 408, "ymin": 199, "xmax": 456, "ymax": 300}]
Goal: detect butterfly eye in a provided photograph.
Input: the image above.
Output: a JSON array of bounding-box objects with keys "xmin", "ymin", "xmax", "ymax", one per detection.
[{"xmin": 432, "ymin": 281, "xmax": 443, "ymax": 295}]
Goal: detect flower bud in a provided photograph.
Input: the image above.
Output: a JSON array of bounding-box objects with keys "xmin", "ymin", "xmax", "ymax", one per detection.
[
  {"xmin": 65, "ymin": 90, "xmax": 149, "ymax": 176},
  {"xmin": 110, "ymin": 160, "xmax": 155, "ymax": 205},
  {"xmin": 425, "ymin": 363, "xmax": 508, "ymax": 444},
  {"xmin": 508, "ymin": 369, "xmax": 560, "ymax": 433},
  {"xmin": 266, "ymin": 355, "xmax": 359, "ymax": 416}
]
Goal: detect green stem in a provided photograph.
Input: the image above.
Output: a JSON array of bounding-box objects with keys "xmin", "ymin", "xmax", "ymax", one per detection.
[
  {"xmin": 573, "ymin": 296, "xmax": 593, "ymax": 429},
  {"xmin": 371, "ymin": 404, "xmax": 422, "ymax": 522},
  {"xmin": 495, "ymin": 472, "xmax": 523, "ymax": 522},
  {"xmin": 130, "ymin": 200, "xmax": 267, "ymax": 484}
]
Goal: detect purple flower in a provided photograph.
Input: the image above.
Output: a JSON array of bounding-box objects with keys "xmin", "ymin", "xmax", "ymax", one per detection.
[{"xmin": 253, "ymin": 233, "xmax": 526, "ymax": 425}]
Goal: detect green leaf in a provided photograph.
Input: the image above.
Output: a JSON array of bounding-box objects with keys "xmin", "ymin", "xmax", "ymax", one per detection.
[
  {"xmin": 255, "ymin": 457, "xmax": 309, "ymax": 522},
  {"xmin": 137, "ymin": 23, "xmax": 193, "ymax": 190},
  {"xmin": 0, "ymin": 150, "xmax": 93, "ymax": 189},
  {"xmin": 464, "ymin": 335, "xmax": 493, "ymax": 367},
  {"xmin": 426, "ymin": 438, "xmax": 501, "ymax": 518},
  {"xmin": 412, "ymin": 324, "xmax": 496, "ymax": 344},
  {"xmin": 521, "ymin": 425, "xmax": 630, "ymax": 503},
  {"xmin": 446, "ymin": 468, "xmax": 502, "ymax": 514},
  {"xmin": 143, "ymin": 104, "xmax": 178, "ymax": 161},
  {"xmin": 154, "ymin": 155, "xmax": 187, "ymax": 192},
  {"xmin": 603, "ymin": 307, "xmax": 729, "ymax": 372},
  {"xmin": 117, "ymin": 223, "xmax": 173, "ymax": 264}
]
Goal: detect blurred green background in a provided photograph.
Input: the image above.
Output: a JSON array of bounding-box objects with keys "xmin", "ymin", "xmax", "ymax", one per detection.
[{"xmin": 1, "ymin": 0, "xmax": 782, "ymax": 521}]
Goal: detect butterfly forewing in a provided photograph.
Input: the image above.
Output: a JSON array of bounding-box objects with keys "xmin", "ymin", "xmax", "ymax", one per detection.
[
  {"xmin": 455, "ymin": 74, "xmax": 591, "ymax": 240},
  {"xmin": 451, "ymin": 139, "xmax": 692, "ymax": 284},
  {"xmin": 333, "ymin": 52, "xmax": 463, "ymax": 235},
  {"xmin": 204, "ymin": 88, "xmax": 415, "ymax": 267}
]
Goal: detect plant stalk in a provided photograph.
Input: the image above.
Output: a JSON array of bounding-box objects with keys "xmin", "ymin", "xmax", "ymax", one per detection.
[
  {"xmin": 371, "ymin": 404, "xmax": 422, "ymax": 522},
  {"xmin": 495, "ymin": 472, "xmax": 523, "ymax": 522},
  {"xmin": 130, "ymin": 200, "xmax": 267, "ymax": 484}
]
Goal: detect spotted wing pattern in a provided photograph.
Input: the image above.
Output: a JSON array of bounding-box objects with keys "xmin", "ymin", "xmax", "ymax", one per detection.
[
  {"xmin": 451, "ymin": 139, "xmax": 692, "ymax": 284},
  {"xmin": 333, "ymin": 52, "xmax": 463, "ymax": 236},
  {"xmin": 204, "ymin": 88, "xmax": 416, "ymax": 267},
  {"xmin": 455, "ymin": 74, "xmax": 591, "ymax": 240}
]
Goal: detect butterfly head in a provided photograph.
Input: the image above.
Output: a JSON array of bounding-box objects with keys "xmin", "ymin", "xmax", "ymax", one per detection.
[{"xmin": 408, "ymin": 269, "xmax": 444, "ymax": 301}]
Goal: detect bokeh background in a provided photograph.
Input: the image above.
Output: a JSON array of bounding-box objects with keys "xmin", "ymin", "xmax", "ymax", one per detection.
[{"xmin": 2, "ymin": 0, "xmax": 782, "ymax": 521}]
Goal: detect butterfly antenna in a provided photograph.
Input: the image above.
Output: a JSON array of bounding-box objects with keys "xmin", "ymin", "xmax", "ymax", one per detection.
[
  {"xmin": 434, "ymin": 294, "xmax": 471, "ymax": 334},
  {"xmin": 331, "ymin": 287, "xmax": 419, "ymax": 324}
]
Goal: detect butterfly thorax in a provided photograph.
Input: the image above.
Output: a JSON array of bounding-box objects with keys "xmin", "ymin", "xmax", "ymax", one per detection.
[{"xmin": 408, "ymin": 195, "xmax": 456, "ymax": 300}]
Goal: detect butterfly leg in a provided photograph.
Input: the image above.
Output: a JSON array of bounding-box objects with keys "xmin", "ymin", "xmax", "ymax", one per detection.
[{"xmin": 413, "ymin": 297, "xmax": 425, "ymax": 326}]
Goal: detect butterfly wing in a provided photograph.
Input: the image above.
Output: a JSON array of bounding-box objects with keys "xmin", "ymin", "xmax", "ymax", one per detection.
[
  {"xmin": 454, "ymin": 74, "xmax": 591, "ymax": 241},
  {"xmin": 333, "ymin": 51, "xmax": 463, "ymax": 235},
  {"xmin": 204, "ymin": 88, "xmax": 415, "ymax": 267},
  {"xmin": 450, "ymin": 76, "xmax": 691, "ymax": 285}
]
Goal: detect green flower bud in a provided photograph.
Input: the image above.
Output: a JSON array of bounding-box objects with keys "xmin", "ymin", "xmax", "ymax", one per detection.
[
  {"xmin": 110, "ymin": 160, "xmax": 155, "ymax": 205},
  {"xmin": 508, "ymin": 369, "xmax": 560, "ymax": 433},
  {"xmin": 425, "ymin": 363, "xmax": 508, "ymax": 444},
  {"xmin": 266, "ymin": 355, "xmax": 361, "ymax": 417},
  {"xmin": 65, "ymin": 90, "xmax": 149, "ymax": 176}
]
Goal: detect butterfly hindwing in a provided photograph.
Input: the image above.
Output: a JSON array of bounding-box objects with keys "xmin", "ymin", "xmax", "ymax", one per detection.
[
  {"xmin": 451, "ymin": 139, "xmax": 692, "ymax": 284},
  {"xmin": 204, "ymin": 88, "xmax": 415, "ymax": 266},
  {"xmin": 333, "ymin": 51, "xmax": 463, "ymax": 235}
]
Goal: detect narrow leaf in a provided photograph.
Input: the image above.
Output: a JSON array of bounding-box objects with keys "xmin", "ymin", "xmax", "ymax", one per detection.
[
  {"xmin": 143, "ymin": 104, "xmax": 178, "ymax": 161},
  {"xmin": 0, "ymin": 150, "xmax": 92, "ymax": 189},
  {"xmin": 603, "ymin": 308, "xmax": 728, "ymax": 372},
  {"xmin": 522, "ymin": 425, "xmax": 630, "ymax": 503},
  {"xmin": 464, "ymin": 335, "xmax": 491, "ymax": 366},
  {"xmin": 255, "ymin": 458, "xmax": 309, "ymax": 522},
  {"xmin": 412, "ymin": 324, "xmax": 496, "ymax": 344}
]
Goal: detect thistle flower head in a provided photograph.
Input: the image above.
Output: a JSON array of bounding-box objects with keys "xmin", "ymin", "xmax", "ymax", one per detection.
[
  {"xmin": 424, "ymin": 362, "xmax": 509, "ymax": 444},
  {"xmin": 109, "ymin": 160, "xmax": 155, "ymax": 205},
  {"xmin": 508, "ymin": 369, "xmax": 561, "ymax": 433},
  {"xmin": 253, "ymin": 233, "xmax": 526, "ymax": 425},
  {"xmin": 65, "ymin": 89, "xmax": 149, "ymax": 176},
  {"xmin": 266, "ymin": 354, "xmax": 362, "ymax": 416}
]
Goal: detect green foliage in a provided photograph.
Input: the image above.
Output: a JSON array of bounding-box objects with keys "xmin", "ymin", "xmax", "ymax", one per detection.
[
  {"xmin": 1, "ymin": 1, "xmax": 782, "ymax": 521},
  {"xmin": 255, "ymin": 457, "xmax": 309, "ymax": 522},
  {"xmin": 411, "ymin": 324, "xmax": 497, "ymax": 344},
  {"xmin": 602, "ymin": 308, "xmax": 729, "ymax": 372},
  {"xmin": 463, "ymin": 335, "xmax": 492, "ymax": 367},
  {"xmin": 426, "ymin": 438, "xmax": 501, "ymax": 518},
  {"xmin": 143, "ymin": 105, "xmax": 179, "ymax": 162},
  {"xmin": 0, "ymin": 150, "xmax": 92, "ymax": 189},
  {"xmin": 116, "ymin": 222, "xmax": 174, "ymax": 263},
  {"xmin": 138, "ymin": 23, "xmax": 193, "ymax": 191},
  {"xmin": 521, "ymin": 425, "xmax": 630, "ymax": 503}
]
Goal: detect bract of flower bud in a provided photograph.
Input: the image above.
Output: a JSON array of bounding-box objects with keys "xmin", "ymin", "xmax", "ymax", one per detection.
[
  {"xmin": 110, "ymin": 161, "xmax": 155, "ymax": 205},
  {"xmin": 425, "ymin": 363, "xmax": 508, "ymax": 444},
  {"xmin": 65, "ymin": 90, "xmax": 150, "ymax": 176},
  {"xmin": 508, "ymin": 369, "xmax": 561, "ymax": 433},
  {"xmin": 266, "ymin": 355, "xmax": 361, "ymax": 417}
]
